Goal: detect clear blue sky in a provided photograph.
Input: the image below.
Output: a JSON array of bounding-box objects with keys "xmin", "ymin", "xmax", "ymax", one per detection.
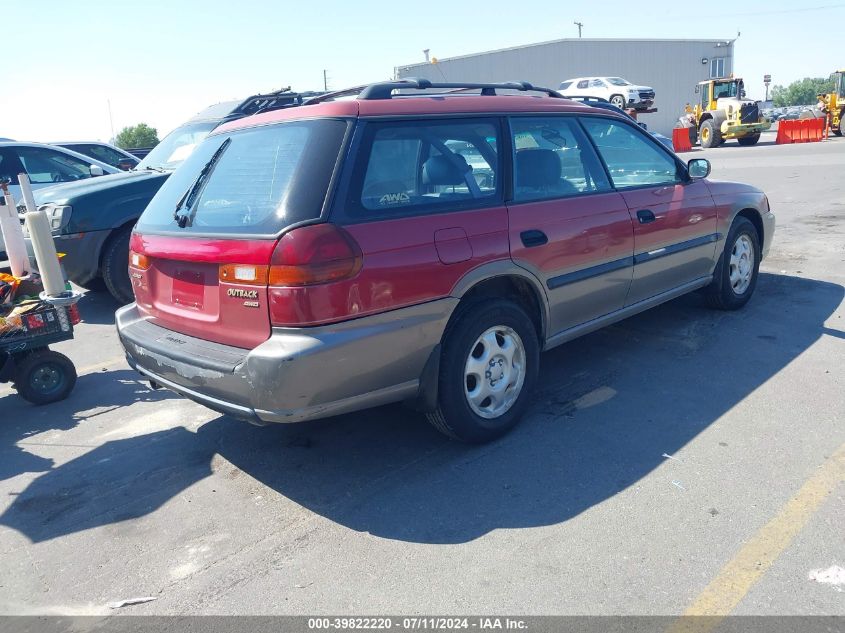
[{"xmin": 2, "ymin": 0, "xmax": 842, "ymax": 142}]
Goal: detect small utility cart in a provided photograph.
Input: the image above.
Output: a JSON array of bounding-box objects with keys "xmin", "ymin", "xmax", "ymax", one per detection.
[{"xmin": 0, "ymin": 274, "xmax": 81, "ymax": 404}]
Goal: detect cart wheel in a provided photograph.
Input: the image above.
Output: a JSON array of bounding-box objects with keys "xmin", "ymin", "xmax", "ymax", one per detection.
[{"xmin": 13, "ymin": 350, "xmax": 77, "ymax": 405}]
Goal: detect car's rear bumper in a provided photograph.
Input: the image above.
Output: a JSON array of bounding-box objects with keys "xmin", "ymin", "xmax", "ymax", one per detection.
[{"xmin": 116, "ymin": 299, "xmax": 457, "ymax": 424}]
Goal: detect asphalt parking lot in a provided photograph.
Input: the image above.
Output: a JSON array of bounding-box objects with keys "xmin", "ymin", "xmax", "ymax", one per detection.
[{"xmin": 1, "ymin": 132, "xmax": 843, "ymax": 616}]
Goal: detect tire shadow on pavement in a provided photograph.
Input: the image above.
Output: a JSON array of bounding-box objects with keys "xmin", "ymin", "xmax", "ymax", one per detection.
[
  {"xmin": 1, "ymin": 273, "xmax": 842, "ymax": 544},
  {"xmin": 0, "ymin": 369, "xmax": 174, "ymax": 483}
]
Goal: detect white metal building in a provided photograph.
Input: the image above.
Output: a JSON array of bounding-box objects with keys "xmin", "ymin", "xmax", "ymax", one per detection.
[{"xmin": 395, "ymin": 38, "xmax": 736, "ymax": 136}]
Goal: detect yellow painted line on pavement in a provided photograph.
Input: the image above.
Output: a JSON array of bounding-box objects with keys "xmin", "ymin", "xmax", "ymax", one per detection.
[
  {"xmin": 667, "ymin": 442, "xmax": 845, "ymax": 633},
  {"xmin": 72, "ymin": 356, "xmax": 127, "ymax": 376}
]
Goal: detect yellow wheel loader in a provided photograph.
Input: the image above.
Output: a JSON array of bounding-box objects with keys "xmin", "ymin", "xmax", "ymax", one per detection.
[
  {"xmin": 679, "ymin": 76, "xmax": 770, "ymax": 148},
  {"xmin": 819, "ymin": 70, "xmax": 845, "ymax": 136}
]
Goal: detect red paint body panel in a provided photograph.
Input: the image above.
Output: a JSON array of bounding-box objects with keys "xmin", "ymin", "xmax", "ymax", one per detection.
[
  {"xmin": 130, "ymin": 233, "xmax": 276, "ymax": 349},
  {"xmin": 131, "ymin": 233, "xmax": 277, "ymax": 264},
  {"xmin": 213, "ymin": 100, "xmax": 360, "ymax": 135},
  {"xmin": 705, "ymin": 180, "xmax": 769, "ymax": 243},
  {"xmin": 269, "ymin": 208, "xmax": 510, "ymax": 327},
  {"xmin": 507, "ymin": 192, "xmax": 634, "ymax": 332},
  {"xmin": 619, "ymin": 181, "xmax": 717, "ymax": 304},
  {"xmin": 434, "ymin": 227, "xmax": 473, "ymax": 264}
]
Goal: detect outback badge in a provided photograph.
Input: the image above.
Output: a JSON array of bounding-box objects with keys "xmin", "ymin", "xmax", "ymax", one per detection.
[
  {"xmin": 227, "ymin": 288, "xmax": 259, "ymax": 299},
  {"xmin": 227, "ymin": 288, "xmax": 260, "ymax": 307}
]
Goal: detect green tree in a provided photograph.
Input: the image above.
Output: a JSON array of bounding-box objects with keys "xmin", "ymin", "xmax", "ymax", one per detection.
[
  {"xmin": 115, "ymin": 123, "xmax": 159, "ymax": 149},
  {"xmin": 771, "ymin": 77, "xmax": 835, "ymax": 107}
]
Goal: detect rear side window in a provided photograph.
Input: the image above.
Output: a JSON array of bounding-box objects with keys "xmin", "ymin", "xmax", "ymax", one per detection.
[
  {"xmin": 559, "ymin": 81, "xmax": 573, "ymax": 91},
  {"xmin": 137, "ymin": 119, "xmax": 349, "ymax": 235},
  {"xmin": 581, "ymin": 117, "xmax": 681, "ymax": 189},
  {"xmin": 577, "ymin": 80, "xmax": 589, "ymax": 89},
  {"xmin": 347, "ymin": 119, "xmax": 500, "ymax": 217},
  {"xmin": 510, "ymin": 117, "xmax": 611, "ymax": 202}
]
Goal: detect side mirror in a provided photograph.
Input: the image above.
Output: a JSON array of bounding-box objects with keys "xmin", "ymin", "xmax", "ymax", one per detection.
[
  {"xmin": 740, "ymin": 89, "xmax": 747, "ymax": 98},
  {"xmin": 688, "ymin": 158, "xmax": 711, "ymax": 179},
  {"xmin": 695, "ymin": 85, "xmax": 700, "ymax": 94},
  {"xmin": 90, "ymin": 164, "xmax": 104, "ymax": 177}
]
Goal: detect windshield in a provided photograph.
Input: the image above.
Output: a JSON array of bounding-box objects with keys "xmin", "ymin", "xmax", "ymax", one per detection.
[
  {"xmin": 713, "ymin": 80, "xmax": 739, "ymax": 99},
  {"xmin": 137, "ymin": 121, "xmax": 219, "ymax": 171},
  {"xmin": 137, "ymin": 119, "xmax": 349, "ymax": 235},
  {"xmin": 607, "ymin": 77, "xmax": 631, "ymax": 86}
]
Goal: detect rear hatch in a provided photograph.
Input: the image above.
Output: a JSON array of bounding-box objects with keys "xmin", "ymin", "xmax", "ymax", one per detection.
[{"xmin": 130, "ymin": 118, "xmax": 350, "ymax": 349}]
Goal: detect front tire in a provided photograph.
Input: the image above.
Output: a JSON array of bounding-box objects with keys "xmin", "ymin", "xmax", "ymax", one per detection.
[
  {"xmin": 699, "ymin": 119, "xmax": 722, "ymax": 148},
  {"xmin": 737, "ymin": 133, "xmax": 761, "ymax": 146},
  {"xmin": 102, "ymin": 225, "xmax": 134, "ymax": 305},
  {"xmin": 426, "ymin": 299, "xmax": 540, "ymax": 443},
  {"xmin": 704, "ymin": 217, "xmax": 761, "ymax": 310},
  {"xmin": 609, "ymin": 94, "xmax": 626, "ymax": 109}
]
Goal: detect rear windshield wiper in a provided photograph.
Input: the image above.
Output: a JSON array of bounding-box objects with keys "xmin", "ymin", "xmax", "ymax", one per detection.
[
  {"xmin": 173, "ymin": 138, "xmax": 231, "ymax": 228},
  {"xmin": 144, "ymin": 165, "xmax": 167, "ymax": 173}
]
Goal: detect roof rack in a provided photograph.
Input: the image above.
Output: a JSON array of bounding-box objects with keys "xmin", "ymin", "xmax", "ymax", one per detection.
[
  {"xmin": 358, "ymin": 78, "xmax": 563, "ymax": 100},
  {"xmin": 232, "ymin": 87, "xmax": 326, "ymax": 117},
  {"xmin": 302, "ymin": 85, "xmax": 369, "ymax": 106}
]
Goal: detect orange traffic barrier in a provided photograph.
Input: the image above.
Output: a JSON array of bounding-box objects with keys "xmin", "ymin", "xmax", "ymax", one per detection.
[
  {"xmin": 776, "ymin": 118, "xmax": 825, "ymax": 144},
  {"xmin": 813, "ymin": 118, "xmax": 824, "ymax": 141},
  {"xmin": 672, "ymin": 127, "xmax": 693, "ymax": 152},
  {"xmin": 776, "ymin": 121, "xmax": 789, "ymax": 144}
]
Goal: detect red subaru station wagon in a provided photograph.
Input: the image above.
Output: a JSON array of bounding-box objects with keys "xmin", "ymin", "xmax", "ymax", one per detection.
[{"xmin": 117, "ymin": 80, "xmax": 774, "ymax": 443}]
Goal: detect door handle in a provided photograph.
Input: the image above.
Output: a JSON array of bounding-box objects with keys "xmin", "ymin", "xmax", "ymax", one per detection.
[
  {"xmin": 636, "ymin": 209, "xmax": 656, "ymax": 224},
  {"xmin": 520, "ymin": 229, "xmax": 548, "ymax": 248}
]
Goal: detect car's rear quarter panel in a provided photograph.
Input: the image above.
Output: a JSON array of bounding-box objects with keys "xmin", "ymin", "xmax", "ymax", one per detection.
[{"xmin": 273, "ymin": 207, "xmax": 512, "ymax": 327}]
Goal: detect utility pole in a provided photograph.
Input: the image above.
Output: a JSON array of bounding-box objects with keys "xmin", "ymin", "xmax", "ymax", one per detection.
[
  {"xmin": 574, "ymin": 21, "xmax": 583, "ymax": 38},
  {"xmin": 323, "ymin": 70, "xmax": 328, "ymax": 92},
  {"xmin": 107, "ymin": 99, "xmax": 115, "ymax": 144}
]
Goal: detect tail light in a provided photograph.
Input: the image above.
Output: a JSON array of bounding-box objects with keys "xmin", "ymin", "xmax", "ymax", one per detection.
[
  {"xmin": 268, "ymin": 224, "xmax": 362, "ymax": 287},
  {"xmin": 129, "ymin": 250, "xmax": 150, "ymax": 270},
  {"xmin": 67, "ymin": 303, "xmax": 82, "ymax": 325}
]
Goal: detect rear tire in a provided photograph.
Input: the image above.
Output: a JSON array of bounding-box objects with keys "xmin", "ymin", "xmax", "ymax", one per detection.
[
  {"xmin": 426, "ymin": 299, "xmax": 539, "ymax": 443},
  {"xmin": 699, "ymin": 119, "xmax": 722, "ymax": 148},
  {"xmin": 102, "ymin": 225, "xmax": 134, "ymax": 305},
  {"xmin": 704, "ymin": 216, "xmax": 761, "ymax": 310},
  {"xmin": 687, "ymin": 126, "xmax": 698, "ymax": 146},
  {"xmin": 77, "ymin": 277, "xmax": 107, "ymax": 291},
  {"xmin": 609, "ymin": 94, "xmax": 626, "ymax": 108},
  {"xmin": 737, "ymin": 133, "xmax": 761, "ymax": 146},
  {"xmin": 13, "ymin": 350, "xmax": 77, "ymax": 405}
]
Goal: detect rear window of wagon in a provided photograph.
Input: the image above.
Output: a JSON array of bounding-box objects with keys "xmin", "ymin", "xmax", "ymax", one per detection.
[{"xmin": 137, "ymin": 118, "xmax": 349, "ymax": 236}]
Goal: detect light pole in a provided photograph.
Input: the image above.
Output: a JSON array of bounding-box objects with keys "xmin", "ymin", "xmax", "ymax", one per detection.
[
  {"xmin": 764, "ymin": 74, "xmax": 771, "ymax": 102},
  {"xmin": 107, "ymin": 99, "xmax": 115, "ymax": 144},
  {"xmin": 574, "ymin": 21, "xmax": 583, "ymax": 38}
]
